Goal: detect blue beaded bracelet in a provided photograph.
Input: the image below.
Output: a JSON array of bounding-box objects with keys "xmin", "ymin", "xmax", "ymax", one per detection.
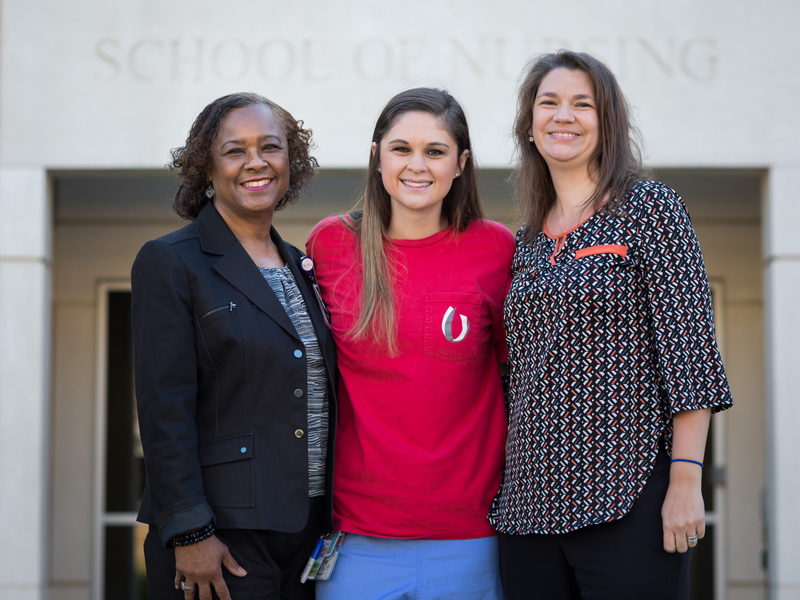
[{"xmin": 670, "ymin": 458, "xmax": 704, "ymax": 468}]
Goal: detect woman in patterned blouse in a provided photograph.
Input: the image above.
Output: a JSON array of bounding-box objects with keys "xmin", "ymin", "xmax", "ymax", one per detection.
[{"xmin": 489, "ymin": 50, "xmax": 733, "ymax": 599}]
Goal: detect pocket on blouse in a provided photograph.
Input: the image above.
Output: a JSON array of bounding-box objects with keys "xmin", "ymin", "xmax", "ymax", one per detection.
[{"xmin": 423, "ymin": 292, "xmax": 484, "ymax": 362}]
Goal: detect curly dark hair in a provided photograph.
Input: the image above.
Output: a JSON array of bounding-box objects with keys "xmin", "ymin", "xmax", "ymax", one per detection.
[{"xmin": 169, "ymin": 92, "xmax": 318, "ymax": 220}]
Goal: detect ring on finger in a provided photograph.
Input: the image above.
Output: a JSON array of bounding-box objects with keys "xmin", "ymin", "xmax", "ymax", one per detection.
[
  {"xmin": 181, "ymin": 581, "xmax": 194, "ymax": 591},
  {"xmin": 687, "ymin": 534, "xmax": 699, "ymax": 544}
]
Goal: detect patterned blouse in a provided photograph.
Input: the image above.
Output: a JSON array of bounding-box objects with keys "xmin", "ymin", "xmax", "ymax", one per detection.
[
  {"xmin": 489, "ymin": 181, "xmax": 733, "ymax": 535},
  {"xmin": 260, "ymin": 266, "xmax": 328, "ymax": 498}
]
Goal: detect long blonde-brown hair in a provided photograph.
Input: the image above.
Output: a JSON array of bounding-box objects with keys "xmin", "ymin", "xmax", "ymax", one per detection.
[
  {"xmin": 347, "ymin": 88, "xmax": 484, "ymax": 355},
  {"xmin": 514, "ymin": 50, "xmax": 647, "ymax": 242}
]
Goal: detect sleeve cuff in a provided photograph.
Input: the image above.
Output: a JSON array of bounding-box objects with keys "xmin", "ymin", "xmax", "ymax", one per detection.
[{"xmin": 156, "ymin": 497, "xmax": 215, "ymax": 547}]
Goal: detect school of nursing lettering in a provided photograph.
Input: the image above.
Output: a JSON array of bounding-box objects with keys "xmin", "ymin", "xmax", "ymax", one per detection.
[
  {"xmin": 93, "ymin": 36, "xmax": 719, "ymax": 84},
  {"xmin": 489, "ymin": 181, "xmax": 733, "ymax": 534}
]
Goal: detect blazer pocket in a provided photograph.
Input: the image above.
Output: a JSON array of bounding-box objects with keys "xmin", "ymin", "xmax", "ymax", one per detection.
[
  {"xmin": 197, "ymin": 302, "xmax": 246, "ymax": 373},
  {"xmin": 198, "ymin": 433, "xmax": 255, "ymax": 508}
]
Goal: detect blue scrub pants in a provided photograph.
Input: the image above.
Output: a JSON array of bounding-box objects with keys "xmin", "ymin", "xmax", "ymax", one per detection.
[{"xmin": 315, "ymin": 533, "xmax": 505, "ymax": 600}]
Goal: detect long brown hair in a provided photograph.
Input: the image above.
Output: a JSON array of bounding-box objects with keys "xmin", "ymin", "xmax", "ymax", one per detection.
[
  {"xmin": 170, "ymin": 92, "xmax": 318, "ymax": 220},
  {"xmin": 348, "ymin": 87, "xmax": 484, "ymax": 354},
  {"xmin": 513, "ymin": 50, "xmax": 647, "ymax": 242}
]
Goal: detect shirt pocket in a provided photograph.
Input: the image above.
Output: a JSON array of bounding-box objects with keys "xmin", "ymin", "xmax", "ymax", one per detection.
[
  {"xmin": 570, "ymin": 244, "xmax": 638, "ymax": 313},
  {"xmin": 198, "ymin": 433, "xmax": 255, "ymax": 508},
  {"xmin": 423, "ymin": 292, "xmax": 484, "ymax": 362}
]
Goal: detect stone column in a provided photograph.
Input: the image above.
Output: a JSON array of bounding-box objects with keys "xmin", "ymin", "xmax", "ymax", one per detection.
[
  {"xmin": 0, "ymin": 167, "xmax": 51, "ymax": 600},
  {"xmin": 764, "ymin": 165, "xmax": 800, "ymax": 600}
]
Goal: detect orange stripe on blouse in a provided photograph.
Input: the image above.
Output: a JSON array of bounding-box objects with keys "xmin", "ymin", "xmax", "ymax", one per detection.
[{"xmin": 574, "ymin": 244, "xmax": 628, "ymax": 260}]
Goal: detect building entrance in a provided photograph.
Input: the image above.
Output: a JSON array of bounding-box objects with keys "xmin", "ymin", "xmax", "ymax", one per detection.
[{"xmin": 48, "ymin": 168, "xmax": 764, "ymax": 599}]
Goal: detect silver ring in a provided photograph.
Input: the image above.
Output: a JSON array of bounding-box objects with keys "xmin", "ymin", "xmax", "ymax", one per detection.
[
  {"xmin": 181, "ymin": 581, "xmax": 194, "ymax": 591},
  {"xmin": 687, "ymin": 535, "xmax": 699, "ymax": 544}
]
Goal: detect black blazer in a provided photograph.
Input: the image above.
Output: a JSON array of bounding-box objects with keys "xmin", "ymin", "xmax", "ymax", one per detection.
[{"xmin": 131, "ymin": 203, "xmax": 337, "ymax": 546}]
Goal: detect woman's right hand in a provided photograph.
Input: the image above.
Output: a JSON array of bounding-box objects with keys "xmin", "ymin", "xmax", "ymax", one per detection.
[{"xmin": 174, "ymin": 535, "xmax": 247, "ymax": 600}]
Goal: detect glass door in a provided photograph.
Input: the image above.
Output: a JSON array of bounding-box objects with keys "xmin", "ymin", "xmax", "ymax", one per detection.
[
  {"xmin": 93, "ymin": 283, "xmax": 147, "ymax": 600},
  {"xmin": 689, "ymin": 280, "xmax": 728, "ymax": 600}
]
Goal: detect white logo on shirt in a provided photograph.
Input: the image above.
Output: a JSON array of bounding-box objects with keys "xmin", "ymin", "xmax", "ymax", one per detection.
[{"xmin": 442, "ymin": 306, "xmax": 469, "ymax": 343}]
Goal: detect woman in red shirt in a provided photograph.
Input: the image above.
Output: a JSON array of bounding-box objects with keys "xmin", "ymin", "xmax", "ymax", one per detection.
[{"xmin": 307, "ymin": 88, "xmax": 514, "ymax": 599}]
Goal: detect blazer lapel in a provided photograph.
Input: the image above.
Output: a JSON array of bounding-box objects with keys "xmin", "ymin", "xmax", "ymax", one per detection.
[
  {"xmin": 195, "ymin": 204, "xmax": 299, "ymax": 340},
  {"xmin": 215, "ymin": 245, "xmax": 300, "ymax": 339}
]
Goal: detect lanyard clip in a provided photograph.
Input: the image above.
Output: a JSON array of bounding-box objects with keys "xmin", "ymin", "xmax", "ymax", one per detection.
[{"xmin": 299, "ymin": 256, "xmax": 315, "ymax": 279}]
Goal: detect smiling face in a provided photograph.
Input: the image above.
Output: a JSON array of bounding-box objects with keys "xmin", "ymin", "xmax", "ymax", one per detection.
[
  {"xmin": 376, "ymin": 111, "xmax": 468, "ymax": 231},
  {"xmin": 207, "ymin": 103, "xmax": 290, "ymax": 225},
  {"xmin": 531, "ymin": 67, "xmax": 599, "ymax": 175}
]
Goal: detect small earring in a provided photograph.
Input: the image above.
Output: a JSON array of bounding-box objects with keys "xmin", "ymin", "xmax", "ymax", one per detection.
[
  {"xmin": 377, "ymin": 167, "xmax": 382, "ymax": 173},
  {"xmin": 205, "ymin": 184, "xmax": 215, "ymax": 199},
  {"xmin": 455, "ymin": 172, "xmax": 460, "ymax": 177},
  {"xmin": 528, "ymin": 135, "xmax": 534, "ymax": 143}
]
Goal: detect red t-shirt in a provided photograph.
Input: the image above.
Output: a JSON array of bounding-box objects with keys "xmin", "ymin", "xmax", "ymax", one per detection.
[{"xmin": 307, "ymin": 216, "xmax": 515, "ymax": 539}]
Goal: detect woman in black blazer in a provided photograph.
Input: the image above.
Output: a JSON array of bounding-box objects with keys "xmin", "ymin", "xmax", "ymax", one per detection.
[{"xmin": 132, "ymin": 93, "xmax": 337, "ymax": 600}]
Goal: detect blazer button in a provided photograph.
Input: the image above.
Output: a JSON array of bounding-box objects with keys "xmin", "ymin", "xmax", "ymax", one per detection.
[
  {"xmin": 295, "ymin": 429, "xmax": 304, "ymax": 438},
  {"xmin": 294, "ymin": 349, "xmax": 303, "ymax": 358},
  {"xmin": 294, "ymin": 389, "xmax": 304, "ymax": 398}
]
